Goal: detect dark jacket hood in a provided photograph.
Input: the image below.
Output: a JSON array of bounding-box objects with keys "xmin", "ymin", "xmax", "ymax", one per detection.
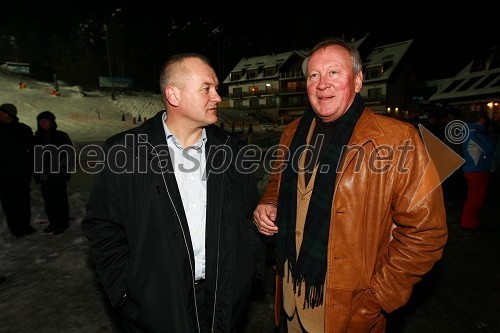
[{"xmin": 36, "ymin": 111, "xmax": 58, "ymax": 131}]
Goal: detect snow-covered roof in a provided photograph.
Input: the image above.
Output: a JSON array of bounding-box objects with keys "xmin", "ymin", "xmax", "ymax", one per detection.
[
  {"xmin": 363, "ymin": 39, "xmax": 414, "ymax": 82},
  {"xmin": 223, "ymin": 51, "xmax": 303, "ymax": 83},
  {"xmin": 429, "ymin": 47, "xmax": 500, "ymax": 102}
]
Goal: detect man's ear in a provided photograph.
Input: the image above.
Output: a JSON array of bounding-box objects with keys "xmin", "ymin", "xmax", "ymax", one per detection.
[
  {"xmin": 165, "ymin": 86, "xmax": 180, "ymax": 107},
  {"xmin": 354, "ymin": 71, "xmax": 363, "ymax": 93}
]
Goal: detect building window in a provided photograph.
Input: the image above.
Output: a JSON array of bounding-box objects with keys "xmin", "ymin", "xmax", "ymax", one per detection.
[
  {"xmin": 232, "ymin": 87, "xmax": 243, "ymax": 98},
  {"xmin": 286, "ymin": 81, "xmax": 298, "ymax": 92},
  {"xmin": 249, "ymin": 85, "xmax": 259, "ymax": 96},
  {"xmin": 234, "ymin": 100, "xmax": 243, "ymax": 108},
  {"xmin": 248, "ymin": 69, "xmax": 258, "ymax": 79},
  {"xmin": 367, "ymin": 88, "xmax": 382, "ymax": 101},
  {"xmin": 249, "ymin": 99, "xmax": 259, "ymax": 108},
  {"xmin": 457, "ymin": 77, "xmax": 481, "ymax": 91},
  {"xmin": 231, "ymin": 72, "xmax": 242, "ymax": 81},
  {"xmin": 265, "ymin": 83, "xmax": 274, "ymax": 94},
  {"xmin": 264, "ymin": 67, "xmax": 276, "ymax": 77},
  {"xmin": 475, "ymin": 73, "xmax": 500, "ymax": 89},
  {"xmin": 442, "ymin": 79, "xmax": 465, "ymax": 93},
  {"xmin": 281, "ymin": 95, "xmax": 306, "ymax": 107},
  {"xmin": 492, "ymin": 79, "xmax": 500, "ymax": 88},
  {"xmin": 266, "ymin": 97, "xmax": 277, "ymax": 107},
  {"xmin": 365, "ymin": 65, "xmax": 383, "ymax": 80}
]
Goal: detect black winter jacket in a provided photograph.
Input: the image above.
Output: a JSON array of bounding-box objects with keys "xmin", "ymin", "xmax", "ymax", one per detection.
[
  {"xmin": 33, "ymin": 128, "xmax": 74, "ymax": 182},
  {"xmin": 0, "ymin": 120, "xmax": 33, "ymax": 184},
  {"xmin": 82, "ymin": 111, "xmax": 266, "ymax": 333}
]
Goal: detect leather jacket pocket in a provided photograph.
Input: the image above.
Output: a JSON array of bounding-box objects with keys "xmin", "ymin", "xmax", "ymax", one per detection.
[{"xmin": 348, "ymin": 289, "xmax": 382, "ymax": 333}]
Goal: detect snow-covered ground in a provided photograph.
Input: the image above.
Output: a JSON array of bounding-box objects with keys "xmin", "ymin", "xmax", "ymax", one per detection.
[{"xmin": 0, "ymin": 70, "xmax": 164, "ymax": 143}]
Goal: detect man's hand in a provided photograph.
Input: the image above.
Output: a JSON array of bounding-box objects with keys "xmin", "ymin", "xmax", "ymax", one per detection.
[{"xmin": 253, "ymin": 204, "xmax": 278, "ymax": 236}]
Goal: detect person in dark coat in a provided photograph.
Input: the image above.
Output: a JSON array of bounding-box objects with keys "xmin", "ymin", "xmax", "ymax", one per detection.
[
  {"xmin": 33, "ymin": 111, "xmax": 74, "ymax": 235},
  {"xmin": 0, "ymin": 103, "xmax": 36, "ymax": 238},
  {"xmin": 81, "ymin": 53, "xmax": 266, "ymax": 333}
]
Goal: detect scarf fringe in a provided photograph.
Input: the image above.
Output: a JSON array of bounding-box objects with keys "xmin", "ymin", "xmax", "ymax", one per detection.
[{"xmin": 286, "ymin": 260, "xmax": 324, "ymax": 309}]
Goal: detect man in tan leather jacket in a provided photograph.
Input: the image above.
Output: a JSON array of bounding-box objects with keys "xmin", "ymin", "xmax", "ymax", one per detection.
[{"xmin": 253, "ymin": 38, "xmax": 448, "ymax": 333}]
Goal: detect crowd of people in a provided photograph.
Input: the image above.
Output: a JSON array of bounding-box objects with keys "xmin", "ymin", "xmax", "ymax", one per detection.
[{"xmin": 2, "ymin": 38, "xmax": 499, "ymax": 332}]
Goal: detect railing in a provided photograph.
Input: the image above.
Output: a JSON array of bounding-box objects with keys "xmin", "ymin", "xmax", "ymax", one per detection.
[
  {"xmin": 279, "ymin": 72, "xmax": 305, "ymax": 79},
  {"xmin": 229, "ymin": 89, "xmax": 304, "ymax": 99},
  {"xmin": 363, "ymin": 95, "xmax": 386, "ymax": 103},
  {"xmin": 280, "ymin": 88, "xmax": 307, "ymax": 94}
]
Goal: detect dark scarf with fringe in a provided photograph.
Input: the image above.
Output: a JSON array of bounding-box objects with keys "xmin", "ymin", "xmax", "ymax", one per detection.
[{"xmin": 276, "ymin": 94, "xmax": 364, "ymax": 309}]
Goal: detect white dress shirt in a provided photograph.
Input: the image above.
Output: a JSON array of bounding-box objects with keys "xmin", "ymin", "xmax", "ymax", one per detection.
[{"xmin": 162, "ymin": 112, "xmax": 207, "ymax": 280}]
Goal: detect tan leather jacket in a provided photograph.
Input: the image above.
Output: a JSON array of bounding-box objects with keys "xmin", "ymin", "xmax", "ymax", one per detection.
[{"xmin": 260, "ymin": 108, "xmax": 448, "ymax": 333}]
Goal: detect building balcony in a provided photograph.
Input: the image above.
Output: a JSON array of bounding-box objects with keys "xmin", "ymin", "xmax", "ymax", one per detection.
[{"xmin": 279, "ymin": 72, "xmax": 305, "ymax": 80}]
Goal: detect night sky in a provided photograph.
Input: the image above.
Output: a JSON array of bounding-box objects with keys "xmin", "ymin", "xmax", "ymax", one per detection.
[{"xmin": 2, "ymin": 1, "xmax": 498, "ymax": 88}]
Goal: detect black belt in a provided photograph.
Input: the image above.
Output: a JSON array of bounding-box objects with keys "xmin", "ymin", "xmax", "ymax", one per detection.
[{"xmin": 194, "ymin": 279, "xmax": 205, "ymax": 286}]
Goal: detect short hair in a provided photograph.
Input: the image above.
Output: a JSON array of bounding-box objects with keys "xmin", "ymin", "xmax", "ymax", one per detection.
[
  {"xmin": 301, "ymin": 38, "xmax": 363, "ymax": 77},
  {"xmin": 158, "ymin": 53, "xmax": 213, "ymax": 105}
]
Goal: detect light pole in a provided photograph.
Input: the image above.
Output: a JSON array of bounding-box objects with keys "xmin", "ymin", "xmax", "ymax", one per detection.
[
  {"xmin": 211, "ymin": 27, "xmax": 224, "ymax": 85},
  {"xmin": 103, "ymin": 7, "xmax": 122, "ymax": 102},
  {"xmin": 103, "ymin": 31, "xmax": 116, "ymax": 101}
]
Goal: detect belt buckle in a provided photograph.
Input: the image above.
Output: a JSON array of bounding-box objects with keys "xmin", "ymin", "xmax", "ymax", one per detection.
[{"xmin": 194, "ymin": 279, "xmax": 205, "ymax": 286}]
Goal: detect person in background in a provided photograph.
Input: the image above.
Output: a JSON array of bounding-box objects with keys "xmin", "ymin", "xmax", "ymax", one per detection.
[
  {"xmin": 81, "ymin": 53, "xmax": 265, "ymax": 333},
  {"xmin": 441, "ymin": 110, "xmax": 467, "ymax": 201},
  {"xmin": 253, "ymin": 38, "xmax": 448, "ymax": 332},
  {"xmin": 491, "ymin": 129, "xmax": 500, "ymax": 173},
  {"xmin": 33, "ymin": 111, "xmax": 74, "ymax": 235},
  {"xmin": 0, "ymin": 103, "xmax": 36, "ymax": 238},
  {"xmin": 460, "ymin": 113, "xmax": 495, "ymax": 230}
]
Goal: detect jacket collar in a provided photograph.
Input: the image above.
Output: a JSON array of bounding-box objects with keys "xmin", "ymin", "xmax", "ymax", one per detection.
[
  {"xmin": 139, "ymin": 110, "xmax": 168, "ymax": 147},
  {"xmin": 143, "ymin": 110, "xmax": 235, "ymax": 148},
  {"xmin": 349, "ymin": 108, "xmax": 386, "ymax": 146}
]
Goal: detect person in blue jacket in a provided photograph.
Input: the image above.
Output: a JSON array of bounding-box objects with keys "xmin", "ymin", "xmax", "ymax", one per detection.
[{"xmin": 461, "ymin": 113, "xmax": 496, "ymax": 229}]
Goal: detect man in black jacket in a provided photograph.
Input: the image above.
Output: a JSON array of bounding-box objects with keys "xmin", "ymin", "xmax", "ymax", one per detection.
[
  {"xmin": 33, "ymin": 111, "xmax": 74, "ymax": 235},
  {"xmin": 82, "ymin": 53, "xmax": 265, "ymax": 333},
  {"xmin": 0, "ymin": 103, "xmax": 36, "ymax": 238}
]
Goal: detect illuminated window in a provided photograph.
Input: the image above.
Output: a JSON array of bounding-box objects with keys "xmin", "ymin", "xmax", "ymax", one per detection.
[
  {"xmin": 249, "ymin": 85, "xmax": 259, "ymax": 96},
  {"xmin": 286, "ymin": 81, "xmax": 298, "ymax": 91}
]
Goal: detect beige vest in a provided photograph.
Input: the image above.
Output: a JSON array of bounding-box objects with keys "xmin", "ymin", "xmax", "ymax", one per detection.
[{"xmin": 282, "ymin": 120, "xmax": 325, "ymax": 332}]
